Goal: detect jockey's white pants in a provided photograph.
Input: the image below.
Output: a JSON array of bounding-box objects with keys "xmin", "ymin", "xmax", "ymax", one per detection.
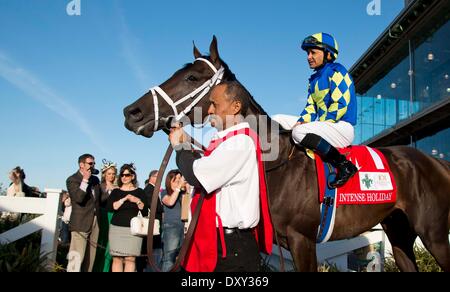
[{"xmin": 272, "ymin": 114, "xmax": 354, "ymax": 148}]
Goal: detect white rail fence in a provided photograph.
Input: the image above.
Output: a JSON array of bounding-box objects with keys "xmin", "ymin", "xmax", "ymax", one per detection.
[
  {"xmin": 0, "ymin": 189, "xmax": 62, "ymax": 268},
  {"xmin": 268, "ymin": 225, "xmax": 388, "ymax": 271}
]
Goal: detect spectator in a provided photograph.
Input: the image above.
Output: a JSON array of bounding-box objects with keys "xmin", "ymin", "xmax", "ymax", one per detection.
[
  {"xmin": 1, "ymin": 167, "xmax": 38, "ymax": 221},
  {"xmin": 138, "ymin": 170, "xmax": 164, "ymax": 272},
  {"xmin": 59, "ymin": 191, "xmax": 71, "ymax": 246},
  {"xmin": 93, "ymin": 159, "xmax": 118, "ymax": 272},
  {"xmin": 160, "ymin": 170, "xmax": 186, "ymax": 272},
  {"xmin": 7, "ymin": 167, "xmax": 39, "ymax": 198},
  {"xmin": 66, "ymin": 154, "xmax": 105, "ymax": 272},
  {"xmin": 100, "ymin": 160, "xmax": 119, "ymax": 197},
  {"xmin": 107, "ymin": 163, "xmax": 148, "ymax": 272}
]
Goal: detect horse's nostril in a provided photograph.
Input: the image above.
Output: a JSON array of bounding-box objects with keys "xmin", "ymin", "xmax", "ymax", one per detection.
[{"xmin": 128, "ymin": 107, "xmax": 144, "ymax": 122}]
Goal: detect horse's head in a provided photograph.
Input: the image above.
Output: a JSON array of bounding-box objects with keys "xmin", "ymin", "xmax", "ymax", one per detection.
[{"xmin": 123, "ymin": 36, "xmax": 234, "ymax": 138}]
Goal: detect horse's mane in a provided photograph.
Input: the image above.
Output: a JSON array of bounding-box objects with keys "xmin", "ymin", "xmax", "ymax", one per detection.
[
  {"xmin": 218, "ymin": 58, "xmax": 294, "ymax": 134},
  {"xmin": 178, "ymin": 56, "xmax": 236, "ymax": 79},
  {"xmin": 216, "ymin": 57, "xmax": 271, "ymax": 118}
]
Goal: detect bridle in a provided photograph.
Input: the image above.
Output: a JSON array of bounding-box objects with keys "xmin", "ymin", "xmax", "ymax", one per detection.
[
  {"xmin": 145, "ymin": 58, "xmax": 225, "ymax": 272},
  {"xmin": 145, "ymin": 57, "xmax": 286, "ymax": 272},
  {"xmin": 149, "ymin": 58, "xmax": 225, "ymax": 131}
]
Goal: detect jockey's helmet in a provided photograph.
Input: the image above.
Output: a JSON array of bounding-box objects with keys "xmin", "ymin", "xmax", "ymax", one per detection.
[{"xmin": 301, "ymin": 33, "xmax": 339, "ymax": 61}]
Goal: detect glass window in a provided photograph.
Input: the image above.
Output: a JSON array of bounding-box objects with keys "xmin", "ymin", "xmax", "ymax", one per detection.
[
  {"xmin": 353, "ymin": 18, "xmax": 449, "ymax": 145},
  {"xmin": 416, "ymin": 127, "xmax": 450, "ymax": 161},
  {"xmin": 355, "ymin": 56, "xmax": 410, "ymax": 144},
  {"xmin": 413, "ymin": 20, "xmax": 450, "ymax": 112}
]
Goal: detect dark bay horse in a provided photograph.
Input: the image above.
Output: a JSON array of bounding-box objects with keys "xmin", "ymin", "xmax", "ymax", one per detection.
[{"xmin": 123, "ymin": 37, "xmax": 450, "ymax": 272}]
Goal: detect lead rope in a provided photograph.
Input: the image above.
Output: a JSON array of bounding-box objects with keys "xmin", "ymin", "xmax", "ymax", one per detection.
[
  {"xmin": 146, "ymin": 131, "xmax": 206, "ymax": 272},
  {"xmin": 263, "ymin": 146, "xmax": 296, "ymax": 271},
  {"xmin": 263, "ymin": 160, "xmax": 286, "ymax": 272},
  {"xmin": 147, "ymin": 132, "xmax": 287, "ymax": 272}
]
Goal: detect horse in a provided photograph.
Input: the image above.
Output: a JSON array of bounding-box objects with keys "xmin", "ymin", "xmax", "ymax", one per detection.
[{"xmin": 123, "ymin": 36, "xmax": 450, "ymax": 272}]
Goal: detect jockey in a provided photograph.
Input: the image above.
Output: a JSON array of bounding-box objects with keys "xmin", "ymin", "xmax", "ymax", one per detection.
[{"xmin": 293, "ymin": 32, "xmax": 358, "ymax": 188}]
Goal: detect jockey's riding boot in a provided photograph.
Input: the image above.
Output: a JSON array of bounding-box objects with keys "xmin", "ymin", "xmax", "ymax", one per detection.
[
  {"xmin": 326, "ymin": 149, "xmax": 358, "ymax": 188},
  {"xmin": 300, "ymin": 133, "xmax": 358, "ymax": 188}
]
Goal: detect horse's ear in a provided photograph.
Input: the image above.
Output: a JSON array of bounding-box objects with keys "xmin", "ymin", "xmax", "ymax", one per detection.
[
  {"xmin": 193, "ymin": 41, "xmax": 202, "ymax": 59},
  {"xmin": 209, "ymin": 35, "xmax": 220, "ymax": 66}
]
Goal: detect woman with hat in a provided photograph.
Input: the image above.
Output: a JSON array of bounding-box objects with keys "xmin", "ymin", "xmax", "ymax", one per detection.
[{"xmin": 93, "ymin": 159, "xmax": 118, "ymax": 272}]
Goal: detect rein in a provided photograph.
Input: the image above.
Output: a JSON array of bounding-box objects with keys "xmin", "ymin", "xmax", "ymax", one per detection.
[
  {"xmin": 146, "ymin": 132, "xmax": 293, "ymax": 272},
  {"xmin": 146, "ymin": 132, "xmax": 206, "ymax": 272},
  {"xmin": 265, "ymin": 146, "xmax": 296, "ymax": 172},
  {"xmin": 262, "ymin": 144, "xmax": 295, "ymax": 272},
  {"xmin": 146, "ymin": 58, "xmax": 224, "ymax": 272},
  {"xmin": 144, "ymin": 59, "xmax": 290, "ymax": 272}
]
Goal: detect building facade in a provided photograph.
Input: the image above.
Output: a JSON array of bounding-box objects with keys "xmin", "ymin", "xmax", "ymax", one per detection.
[
  {"xmin": 351, "ymin": 0, "xmax": 449, "ymax": 162},
  {"xmin": 268, "ymin": 0, "xmax": 449, "ymax": 272},
  {"xmin": 309, "ymin": 0, "xmax": 449, "ymax": 272}
]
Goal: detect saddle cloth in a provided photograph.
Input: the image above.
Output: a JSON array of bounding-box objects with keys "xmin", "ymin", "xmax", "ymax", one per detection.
[
  {"xmin": 315, "ymin": 145, "xmax": 397, "ymax": 207},
  {"xmin": 315, "ymin": 145, "xmax": 397, "ymax": 243}
]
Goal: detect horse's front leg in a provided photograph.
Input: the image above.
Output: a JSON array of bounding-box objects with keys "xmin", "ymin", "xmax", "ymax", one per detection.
[{"xmin": 287, "ymin": 226, "xmax": 317, "ymax": 272}]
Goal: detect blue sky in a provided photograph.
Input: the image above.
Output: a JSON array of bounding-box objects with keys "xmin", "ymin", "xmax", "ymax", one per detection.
[{"xmin": 0, "ymin": 0, "xmax": 405, "ymax": 191}]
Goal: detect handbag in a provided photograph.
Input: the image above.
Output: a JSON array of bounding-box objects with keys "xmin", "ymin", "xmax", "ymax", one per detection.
[{"xmin": 130, "ymin": 210, "xmax": 160, "ymax": 236}]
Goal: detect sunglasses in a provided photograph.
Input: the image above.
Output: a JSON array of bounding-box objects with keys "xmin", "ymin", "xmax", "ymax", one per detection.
[
  {"xmin": 85, "ymin": 162, "xmax": 96, "ymax": 166},
  {"xmin": 121, "ymin": 173, "xmax": 133, "ymax": 178}
]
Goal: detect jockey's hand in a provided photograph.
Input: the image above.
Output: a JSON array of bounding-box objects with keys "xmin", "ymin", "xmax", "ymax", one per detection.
[
  {"xmin": 294, "ymin": 121, "xmax": 305, "ymax": 127},
  {"xmin": 169, "ymin": 124, "xmax": 187, "ymax": 148}
]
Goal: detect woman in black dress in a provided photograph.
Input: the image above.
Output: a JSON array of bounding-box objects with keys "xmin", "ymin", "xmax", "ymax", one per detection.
[{"xmin": 107, "ymin": 163, "xmax": 148, "ymax": 272}]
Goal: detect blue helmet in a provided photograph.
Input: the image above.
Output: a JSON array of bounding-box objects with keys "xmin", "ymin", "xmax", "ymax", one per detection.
[{"xmin": 301, "ymin": 33, "xmax": 339, "ymax": 61}]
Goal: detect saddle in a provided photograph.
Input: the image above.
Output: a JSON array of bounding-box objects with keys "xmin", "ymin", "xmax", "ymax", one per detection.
[{"xmin": 315, "ymin": 145, "xmax": 397, "ymax": 243}]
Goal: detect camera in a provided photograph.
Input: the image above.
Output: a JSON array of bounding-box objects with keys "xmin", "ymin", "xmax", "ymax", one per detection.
[{"xmin": 91, "ymin": 168, "xmax": 99, "ymax": 175}]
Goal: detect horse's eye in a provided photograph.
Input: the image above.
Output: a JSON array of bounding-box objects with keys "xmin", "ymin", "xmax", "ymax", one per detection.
[{"xmin": 186, "ymin": 75, "xmax": 198, "ymax": 82}]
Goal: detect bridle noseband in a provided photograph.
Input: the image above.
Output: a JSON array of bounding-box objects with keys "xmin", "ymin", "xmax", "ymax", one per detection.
[{"xmin": 150, "ymin": 58, "xmax": 225, "ymax": 131}]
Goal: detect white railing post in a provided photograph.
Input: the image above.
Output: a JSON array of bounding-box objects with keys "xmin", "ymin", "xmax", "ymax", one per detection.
[
  {"xmin": 0, "ymin": 189, "xmax": 62, "ymax": 271},
  {"xmin": 41, "ymin": 189, "xmax": 62, "ymax": 268}
]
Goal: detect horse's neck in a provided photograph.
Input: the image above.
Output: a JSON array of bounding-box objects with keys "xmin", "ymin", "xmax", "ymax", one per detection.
[
  {"xmin": 246, "ymin": 106, "xmax": 303, "ymax": 166},
  {"xmin": 246, "ymin": 104, "xmax": 274, "ymax": 140}
]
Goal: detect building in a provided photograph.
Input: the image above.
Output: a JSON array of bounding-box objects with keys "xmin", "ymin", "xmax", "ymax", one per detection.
[
  {"xmin": 351, "ymin": 0, "xmax": 449, "ymax": 162},
  {"xmin": 321, "ymin": 0, "xmax": 450, "ymax": 271},
  {"xmin": 266, "ymin": 0, "xmax": 450, "ymax": 272}
]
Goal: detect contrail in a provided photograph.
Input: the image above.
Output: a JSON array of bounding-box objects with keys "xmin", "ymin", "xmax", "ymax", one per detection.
[
  {"xmin": 0, "ymin": 50, "xmax": 108, "ymax": 153},
  {"xmin": 114, "ymin": 1, "xmax": 152, "ymax": 91}
]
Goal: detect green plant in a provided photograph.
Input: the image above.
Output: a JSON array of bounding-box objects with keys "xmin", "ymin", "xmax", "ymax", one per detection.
[
  {"xmin": 0, "ymin": 216, "xmax": 42, "ymax": 251},
  {"xmin": 414, "ymin": 245, "xmax": 443, "ymax": 272},
  {"xmin": 54, "ymin": 243, "xmax": 70, "ymax": 272},
  {"xmin": 383, "ymin": 257, "xmax": 400, "ymax": 272},
  {"xmin": 0, "ymin": 241, "xmax": 50, "ymax": 272},
  {"xmin": 384, "ymin": 245, "xmax": 443, "ymax": 272},
  {"xmin": 0, "ymin": 216, "xmax": 61, "ymax": 272},
  {"xmin": 318, "ymin": 261, "xmax": 341, "ymax": 272}
]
